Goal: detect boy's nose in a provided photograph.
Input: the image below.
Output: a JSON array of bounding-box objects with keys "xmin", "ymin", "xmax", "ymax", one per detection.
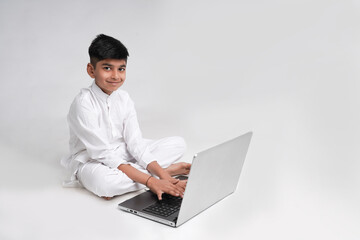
[{"xmin": 112, "ymin": 71, "xmax": 120, "ymax": 80}]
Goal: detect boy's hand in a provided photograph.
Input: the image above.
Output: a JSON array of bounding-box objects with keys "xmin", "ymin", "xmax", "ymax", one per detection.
[
  {"xmin": 163, "ymin": 177, "xmax": 187, "ymax": 194},
  {"xmin": 147, "ymin": 177, "xmax": 186, "ymax": 200},
  {"xmin": 174, "ymin": 179, "xmax": 187, "ymax": 192},
  {"xmin": 167, "ymin": 177, "xmax": 187, "ymax": 192}
]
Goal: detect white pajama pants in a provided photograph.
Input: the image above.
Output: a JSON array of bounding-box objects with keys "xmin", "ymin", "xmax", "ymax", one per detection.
[{"xmin": 76, "ymin": 136, "xmax": 186, "ymax": 198}]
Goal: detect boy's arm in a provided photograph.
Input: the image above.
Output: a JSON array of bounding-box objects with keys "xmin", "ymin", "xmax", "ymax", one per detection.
[
  {"xmin": 118, "ymin": 164, "xmax": 185, "ymax": 200},
  {"xmin": 122, "ymin": 96, "xmax": 158, "ymax": 169},
  {"xmin": 146, "ymin": 161, "xmax": 172, "ymax": 180},
  {"xmin": 68, "ymin": 99, "xmax": 127, "ymax": 168}
]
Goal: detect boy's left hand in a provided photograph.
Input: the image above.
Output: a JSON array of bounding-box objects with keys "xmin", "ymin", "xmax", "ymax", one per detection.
[
  {"xmin": 166, "ymin": 177, "xmax": 187, "ymax": 193},
  {"xmin": 174, "ymin": 179, "xmax": 187, "ymax": 192}
]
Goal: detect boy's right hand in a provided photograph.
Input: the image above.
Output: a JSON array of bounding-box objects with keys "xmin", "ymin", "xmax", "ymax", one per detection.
[{"xmin": 147, "ymin": 177, "xmax": 186, "ymax": 200}]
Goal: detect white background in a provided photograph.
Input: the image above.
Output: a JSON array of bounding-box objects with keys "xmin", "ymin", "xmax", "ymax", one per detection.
[{"xmin": 0, "ymin": 0, "xmax": 359, "ymax": 239}]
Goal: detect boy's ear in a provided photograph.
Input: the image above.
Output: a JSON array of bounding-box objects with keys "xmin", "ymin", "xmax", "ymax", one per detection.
[{"xmin": 87, "ymin": 63, "xmax": 96, "ymax": 78}]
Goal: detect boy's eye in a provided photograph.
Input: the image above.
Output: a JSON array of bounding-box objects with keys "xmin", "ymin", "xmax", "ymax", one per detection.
[
  {"xmin": 104, "ymin": 67, "xmax": 111, "ymax": 70},
  {"xmin": 119, "ymin": 68, "xmax": 126, "ymax": 72}
]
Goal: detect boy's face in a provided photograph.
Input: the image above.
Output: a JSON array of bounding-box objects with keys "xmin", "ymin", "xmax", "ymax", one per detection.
[{"xmin": 87, "ymin": 59, "xmax": 127, "ymax": 95}]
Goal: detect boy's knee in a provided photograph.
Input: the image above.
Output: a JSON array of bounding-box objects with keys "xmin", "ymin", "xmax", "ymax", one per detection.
[
  {"xmin": 172, "ymin": 136, "xmax": 187, "ymax": 154},
  {"xmin": 94, "ymin": 181, "xmax": 118, "ymax": 198},
  {"xmin": 79, "ymin": 166, "xmax": 141, "ymax": 198},
  {"xmin": 95, "ymin": 173, "xmax": 127, "ymax": 197},
  {"xmin": 96, "ymin": 173, "xmax": 146, "ymax": 198}
]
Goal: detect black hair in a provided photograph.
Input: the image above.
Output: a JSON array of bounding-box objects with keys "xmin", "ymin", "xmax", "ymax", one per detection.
[{"xmin": 88, "ymin": 34, "xmax": 129, "ymax": 68}]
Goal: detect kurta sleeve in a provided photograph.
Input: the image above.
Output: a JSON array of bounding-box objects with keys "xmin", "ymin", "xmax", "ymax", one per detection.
[
  {"xmin": 68, "ymin": 96, "xmax": 127, "ymax": 169},
  {"xmin": 122, "ymin": 95, "xmax": 157, "ymax": 169}
]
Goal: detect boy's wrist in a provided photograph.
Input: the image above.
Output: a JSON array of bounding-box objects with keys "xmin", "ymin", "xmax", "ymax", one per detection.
[
  {"xmin": 158, "ymin": 170, "xmax": 172, "ymax": 180},
  {"xmin": 146, "ymin": 176, "xmax": 156, "ymax": 188},
  {"xmin": 145, "ymin": 176, "xmax": 153, "ymax": 187},
  {"xmin": 147, "ymin": 161, "xmax": 171, "ymax": 180}
]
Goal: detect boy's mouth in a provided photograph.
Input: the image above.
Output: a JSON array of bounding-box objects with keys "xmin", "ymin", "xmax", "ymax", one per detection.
[{"xmin": 107, "ymin": 80, "xmax": 122, "ymax": 85}]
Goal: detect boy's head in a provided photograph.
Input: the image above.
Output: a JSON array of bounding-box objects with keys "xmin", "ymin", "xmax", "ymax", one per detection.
[
  {"xmin": 88, "ymin": 34, "xmax": 129, "ymax": 67},
  {"xmin": 87, "ymin": 34, "xmax": 129, "ymax": 95}
]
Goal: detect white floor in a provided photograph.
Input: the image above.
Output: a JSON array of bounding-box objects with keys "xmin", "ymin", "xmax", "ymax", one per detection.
[{"xmin": 1, "ymin": 104, "xmax": 359, "ymax": 240}]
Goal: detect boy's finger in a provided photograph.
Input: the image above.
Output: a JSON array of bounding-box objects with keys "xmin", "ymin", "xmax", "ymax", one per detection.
[
  {"xmin": 171, "ymin": 190, "xmax": 180, "ymax": 197},
  {"xmin": 157, "ymin": 191, "xmax": 163, "ymax": 200},
  {"xmin": 170, "ymin": 178, "xmax": 179, "ymax": 184}
]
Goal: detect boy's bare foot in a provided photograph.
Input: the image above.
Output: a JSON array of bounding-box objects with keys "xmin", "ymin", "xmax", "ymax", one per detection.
[{"xmin": 165, "ymin": 162, "xmax": 191, "ymax": 176}]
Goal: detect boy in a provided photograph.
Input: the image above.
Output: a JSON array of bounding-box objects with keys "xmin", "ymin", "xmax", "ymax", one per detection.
[{"xmin": 61, "ymin": 34, "xmax": 191, "ymax": 200}]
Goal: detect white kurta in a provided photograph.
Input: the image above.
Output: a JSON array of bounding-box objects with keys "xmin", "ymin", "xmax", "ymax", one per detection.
[{"xmin": 61, "ymin": 81, "xmax": 186, "ymax": 196}]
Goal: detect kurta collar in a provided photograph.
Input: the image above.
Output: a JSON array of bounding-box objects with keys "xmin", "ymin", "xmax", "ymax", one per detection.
[{"xmin": 91, "ymin": 81, "xmax": 116, "ymax": 102}]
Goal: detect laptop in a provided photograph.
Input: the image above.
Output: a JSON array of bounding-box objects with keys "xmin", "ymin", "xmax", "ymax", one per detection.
[{"xmin": 118, "ymin": 131, "xmax": 253, "ymax": 227}]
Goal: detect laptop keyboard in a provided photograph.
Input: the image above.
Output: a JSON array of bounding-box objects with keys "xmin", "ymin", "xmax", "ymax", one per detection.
[{"xmin": 143, "ymin": 194, "xmax": 183, "ymax": 217}]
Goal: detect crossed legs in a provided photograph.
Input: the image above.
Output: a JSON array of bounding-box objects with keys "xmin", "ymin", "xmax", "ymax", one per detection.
[{"xmin": 77, "ymin": 136, "xmax": 189, "ymax": 198}]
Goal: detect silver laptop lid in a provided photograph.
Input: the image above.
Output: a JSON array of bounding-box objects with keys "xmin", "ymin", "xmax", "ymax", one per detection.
[{"xmin": 176, "ymin": 132, "xmax": 252, "ymax": 226}]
